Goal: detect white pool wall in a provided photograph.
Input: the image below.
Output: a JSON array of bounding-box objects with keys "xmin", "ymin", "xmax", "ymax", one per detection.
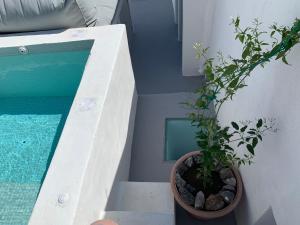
[
  {"xmin": 73, "ymin": 30, "xmax": 137, "ymax": 224},
  {"xmin": 0, "ymin": 25, "xmax": 137, "ymax": 225}
]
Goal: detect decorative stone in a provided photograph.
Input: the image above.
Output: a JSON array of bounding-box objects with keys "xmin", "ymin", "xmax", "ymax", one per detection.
[
  {"xmin": 194, "ymin": 191, "xmax": 205, "ymax": 209},
  {"xmin": 177, "ymin": 163, "xmax": 188, "ymax": 176},
  {"xmin": 192, "ymin": 155, "xmax": 201, "ymax": 164},
  {"xmin": 223, "ymin": 177, "xmax": 237, "ymax": 187},
  {"xmin": 184, "ymin": 157, "xmax": 194, "ymax": 168},
  {"xmin": 185, "ymin": 184, "xmax": 197, "ymax": 195},
  {"xmin": 176, "ymin": 172, "xmax": 195, "ymax": 205},
  {"xmin": 219, "ymin": 168, "xmax": 234, "ymax": 180},
  {"xmin": 205, "ymin": 194, "xmax": 225, "ymax": 211},
  {"xmin": 175, "ymin": 172, "xmax": 186, "ymax": 188},
  {"xmin": 178, "ymin": 186, "xmax": 195, "ymax": 206},
  {"xmin": 222, "ymin": 184, "xmax": 236, "ymax": 192},
  {"xmin": 219, "ymin": 191, "xmax": 235, "ymax": 204}
]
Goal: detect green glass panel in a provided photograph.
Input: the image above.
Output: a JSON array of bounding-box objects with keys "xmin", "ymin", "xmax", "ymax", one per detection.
[{"xmin": 165, "ymin": 118, "xmax": 199, "ymax": 161}]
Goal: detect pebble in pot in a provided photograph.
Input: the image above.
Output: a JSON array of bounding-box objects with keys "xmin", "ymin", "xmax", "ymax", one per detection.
[
  {"xmin": 219, "ymin": 168, "xmax": 234, "ymax": 180},
  {"xmin": 177, "ymin": 163, "xmax": 188, "ymax": 176},
  {"xmin": 194, "ymin": 191, "xmax": 205, "ymax": 209},
  {"xmin": 222, "ymin": 184, "xmax": 236, "ymax": 192},
  {"xmin": 175, "ymin": 172, "xmax": 186, "ymax": 188},
  {"xmin": 177, "ymin": 186, "xmax": 195, "ymax": 206},
  {"xmin": 175, "ymin": 172, "xmax": 195, "ymax": 206},
  {"xmin": 192, "ymin": 155, "xmax": 201, "ymax": 164},
  {"xmin": 219, "ymin": 191, "xmax": 235, "ymax": 204},
  {"xmin": 184, "ymin": 157, "xmax": 194, "ymax": 168},
  {"xmin": 223, "ymin": 177, "xmax": 237, "ymax": 187},
  {"xmin": 186, "ymin": 184, "xmax": 197, "ymax": 195},
  {"xmin": 205, "ymin": 194, "xmax": 225, "ymax": 211}
]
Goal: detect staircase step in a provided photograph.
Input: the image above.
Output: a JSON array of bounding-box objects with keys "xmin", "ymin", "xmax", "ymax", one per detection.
[
  {"xmin": 111, "ymin": 181, "xmax": 174, "ymax": 213},
  {"xmin": 103, "ymin": 211, "xmax": 175, "ymax": 225}
]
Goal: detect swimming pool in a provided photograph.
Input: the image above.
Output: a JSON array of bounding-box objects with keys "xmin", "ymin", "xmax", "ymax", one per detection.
[
  {"xmin": 0, "ymin": 43, "xmax": 91, "ymax": 225},
  {"xmin": 0, "ymin": 26, "xmax": 136, "ymax": 225}
]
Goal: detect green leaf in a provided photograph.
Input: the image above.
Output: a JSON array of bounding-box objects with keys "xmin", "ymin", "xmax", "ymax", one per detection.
[
  {"xmin": 282, "ymin": 56, "xmax": 289, "ymax": 65},
  {"xmin": 196, "ymin": 99, "xmax": 206, "ymax": 108},
  {"xmin": 256, "ymin": 119, "xmax": 263, "ymax": 128},
  {"xmin": 258, "ymin": 134, "xmax": 262, "ymax": 141},
  {"xmin": 252, "ymin": 137, "xmax": 258, "ymax": 148},
  {"xmin": 238, "ymin": 141, "xmax": 244, "ymax": 147},
  {"xmin": 197, "ymin": 140, "xmax": 208, "ymax": 148},
  {"xmin": 235, "ymin": 17, "xmax": 240, "ymax": 27},
  {"xmin": 216, "ymin": 78, "xmax": 224, "ymax": 88},
  {"xmin": 271, "ymin": 30, "xmax": 275, "ymax": 37},
  {"xmin": 275, "ymin": 51, "xmax": 285, "ymax": 60},
  {"xmin": 238, "ymin": 84, "xmax": 248, "ymax": 89},
  {"xmin": 231, "ymin": 122, "xmax": 239, "ymax": 130},
  {"xmin": 246, "ymin": 144, "xmax": 255, "ymax": 155},
  {"xmin": 224, "ymin": 145, "xmax": 234, "ymax": 151},
  {"xmin": 240, "ymin": 125, "xmax": 248, "ymax": 132},
  {"xmin": 229, "ymin": 78, "xmax": 239, "ymax": 88},
  {"xmin": 224, "ymin": 64, "xmax": 238, "ymax": 75},
  {"xmin": 248, "ymin": 131, "xmax": 256, "ymax": 135},
  {"xmin": 252, "ymin": 54, "xmax": 261, "ymax": 61},
  {"xmin": 239, "ymin": 34, "xmax": 245, "ymax": 43},
  {"xmin": 204, "ymin": 66, "xmax": 214, "ymax": 80},
  {"xmin": 242, "ymin": 45, "xmax": 251, "ymax": 59}
]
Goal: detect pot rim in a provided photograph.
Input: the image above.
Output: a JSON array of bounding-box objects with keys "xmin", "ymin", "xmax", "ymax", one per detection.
[{"xmin": 170, "ymin": 151, "xmax": 243, "ymax": 219}]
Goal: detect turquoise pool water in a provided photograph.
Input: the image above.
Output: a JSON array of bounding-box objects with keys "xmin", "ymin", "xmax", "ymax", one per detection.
[{"xmin": 0, "ymin": 47, "xmax": 90, "ymax": 225}]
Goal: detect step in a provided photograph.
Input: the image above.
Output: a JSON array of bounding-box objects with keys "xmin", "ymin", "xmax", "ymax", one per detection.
[
  {"xmin": 103, "ymin": 211, "xmax": 175, "ymax": 225},
  {"xmin": 111, "ymin": 182, "xmax": 174, "ymax": 214}
]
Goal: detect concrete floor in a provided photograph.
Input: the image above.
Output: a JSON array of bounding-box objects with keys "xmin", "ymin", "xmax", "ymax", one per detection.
[
  {"xmin": 128, "ymin": 0, "xmax": 237, "ymax": 224},
  {"xmin": 130, "ymin": 93, "xmax": 194, "ymax": 182},
  {"xmin": 129, "ymin": 0, "xmax": 204, "ymax": 94}
]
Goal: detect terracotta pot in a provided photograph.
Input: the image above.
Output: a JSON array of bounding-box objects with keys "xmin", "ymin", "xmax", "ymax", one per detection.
[
  {"xmin": 91, "ymin": 220, "xmax": 118, "ymax": 225},
  {"xmin": 170, "ymin": 151, "xmax": 243, "ymax": 220}
]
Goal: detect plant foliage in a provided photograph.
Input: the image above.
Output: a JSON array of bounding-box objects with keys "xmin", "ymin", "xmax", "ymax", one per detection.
[{"xmin": 185, "ymin": 17, "xmax": 300, "ymax": 187}]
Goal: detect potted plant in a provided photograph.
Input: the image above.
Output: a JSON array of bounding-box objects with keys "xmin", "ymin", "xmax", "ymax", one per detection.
[{"xmin": 170, "ymin": 17, "xmax": 300, "ymax": 219}]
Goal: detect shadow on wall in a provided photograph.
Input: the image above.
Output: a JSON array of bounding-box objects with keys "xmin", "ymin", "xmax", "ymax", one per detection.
[
  {"xmin": 236, "ymin": 190, "xmax": 277, "ymax": 225},
  {"xmin": 104, "ymin": 91, "xmax": 137, "ymax": 211},
  {"xmin": 254, "ymin": 207, "xmax": 277, "ymax": 225}
]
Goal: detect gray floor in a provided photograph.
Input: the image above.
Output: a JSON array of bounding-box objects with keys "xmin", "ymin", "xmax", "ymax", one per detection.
[
  {"xmin": 128, "ymin": 0, "xmax": 236, "ymax": 224},
  {"xmin": 130, "ymin": 93, "xmax": 194, "ymax": 182},
  {"xmin": 129, "ymin": 0, "xmax": 204, "ymax": 95}
]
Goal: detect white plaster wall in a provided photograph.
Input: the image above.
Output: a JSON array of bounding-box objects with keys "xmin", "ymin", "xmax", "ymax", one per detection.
[
  {"xmin": 182, "ymin": 0, "xmax": 216, "ymax": 76},
  {"xmin": 208, "ymin": 1, "xmax": 300, "ymax": 225}
]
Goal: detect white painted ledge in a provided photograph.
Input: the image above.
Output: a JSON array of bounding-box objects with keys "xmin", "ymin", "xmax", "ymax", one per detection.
[
  {"xmin": 110, "ymin": 182, "xmax": 174, "ymax": 214},
  {"xmin": 103, "ymin": 211, "xmax": 175, "ymax": 225}
]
